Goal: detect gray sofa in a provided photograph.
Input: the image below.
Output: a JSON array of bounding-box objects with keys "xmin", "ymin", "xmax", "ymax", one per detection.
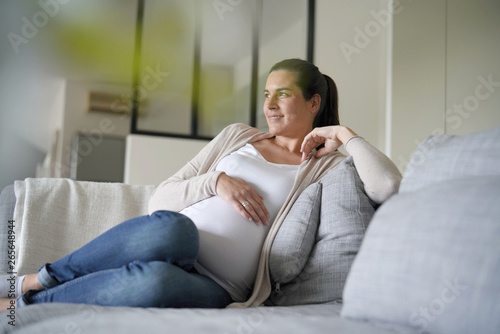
[{"xmin": 1, "ymin": 127, "xmax": 499, "ymax": 334}]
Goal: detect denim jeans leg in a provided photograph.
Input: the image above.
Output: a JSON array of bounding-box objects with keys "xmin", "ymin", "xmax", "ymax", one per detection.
[
  {"xmin": 22, "ymin": 261, "xmax": 232, "ymax": 308},
  {"xmin": 38, "ymin": 211, "xmax": 199, "ymax": 289}
]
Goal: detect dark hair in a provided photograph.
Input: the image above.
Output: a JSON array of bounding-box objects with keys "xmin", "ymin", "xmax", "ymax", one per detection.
[{"xmin": 270, "ymin": 58, "xmax": 339, "ymax": 128}]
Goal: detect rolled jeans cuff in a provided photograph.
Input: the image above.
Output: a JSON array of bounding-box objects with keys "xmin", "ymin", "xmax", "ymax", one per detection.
[
  {"xmin": 16, "ymin": 290, "xmax": 33, "ymax": 308},
  {"xmin": 37, "ymin": 264, "xmax": 60, "ymax": 289}
]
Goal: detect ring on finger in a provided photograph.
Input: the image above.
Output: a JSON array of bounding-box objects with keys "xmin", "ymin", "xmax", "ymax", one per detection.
[{"xmin": 241, "ymin": 201, "xmax": 250, "ymax": 208}]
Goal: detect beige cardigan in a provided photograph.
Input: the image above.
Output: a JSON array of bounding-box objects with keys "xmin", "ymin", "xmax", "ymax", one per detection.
[{"xmin": 148, "ymin": 123, "xmax": 401, "ymax": 307}]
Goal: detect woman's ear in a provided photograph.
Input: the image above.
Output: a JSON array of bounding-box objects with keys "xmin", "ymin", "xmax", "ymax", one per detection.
[{"xmin": 310, "ymin": 94, "xmax": 321, "ymax": 114}]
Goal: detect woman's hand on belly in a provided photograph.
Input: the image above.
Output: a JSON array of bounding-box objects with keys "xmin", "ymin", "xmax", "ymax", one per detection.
[{"xmin": 215, "ymin": 173, "xmax": 270, "ymax": 226}]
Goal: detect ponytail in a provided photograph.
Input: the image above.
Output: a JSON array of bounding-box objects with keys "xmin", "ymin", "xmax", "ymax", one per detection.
[{"xmin": 313, "ymin": 74, "xmax": 339, "ymax": 128}]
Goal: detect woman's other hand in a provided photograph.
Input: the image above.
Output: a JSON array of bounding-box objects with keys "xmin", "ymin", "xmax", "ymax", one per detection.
[
  {"xmin": 215, "ymin": 173, "xmax": 270, "ymax": 226},
  {"xmin": 301, "ymin": 126, "xmax": 358, "ymax": 162}
]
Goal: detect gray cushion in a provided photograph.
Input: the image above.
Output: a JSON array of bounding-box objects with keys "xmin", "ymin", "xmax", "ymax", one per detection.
[
  {"xmin": 341, "ymin": 176, "xmax": 500, "ymax": 334},
  {"xmin": 0, "ymin": 302, "xmax": 402, "ymax": 334},
  {"xmin": 268, "ymin": 156, "xmax": 376, "ymax": 306},
  {"xmin": 0, "ymin": 185, "xmax": 16, "ymax": 274},
  {"xmin": 269, "ymin": 182, "xmax": 322, "ymax": 285},
  {"xmin": 400, "ymin": 126, "xmax": 500, "ymax": 192}
]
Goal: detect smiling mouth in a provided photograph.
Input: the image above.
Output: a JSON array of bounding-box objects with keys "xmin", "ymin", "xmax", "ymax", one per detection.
[{"xmin": 269, "ymin": 116, "xmax": 284, "ymax": 120}]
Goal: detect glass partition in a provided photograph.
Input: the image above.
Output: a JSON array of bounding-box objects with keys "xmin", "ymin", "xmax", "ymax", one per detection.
[
  {"xmin": 197, "ymin": 0, "xmax": 256, "ymax": 137},
  {"xmin": 132, "ymin": 0, "xmax": 313, "ymax": 139},
  {"xmin": 134, "ymin": 0, "xmax": 196, "ymax": 136}
]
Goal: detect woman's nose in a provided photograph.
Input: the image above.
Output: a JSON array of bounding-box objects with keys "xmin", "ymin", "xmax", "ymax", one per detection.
[{"xmin": 265, "ymin": 95, "xmax": 277, "ymax": 109}]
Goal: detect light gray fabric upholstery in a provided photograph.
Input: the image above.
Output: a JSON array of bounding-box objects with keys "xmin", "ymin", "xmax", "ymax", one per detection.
[
  {"xmin": 268, "ymin": 157, "xmax": 376, "ymax": 306},
  {"xmin": 1, "ymin": 302, "xmax": 406, "ymax": 334},
  {"xmin": 343, "ymin": 128, "xmax": 500, "ymax": 334},
  {"xmin": 342, "ymin": 176, "xmax": 500, "ymax": 333},
  {"xmin": 0, "ymin": 185, "xmax": 16, "ymax": 274},
  {"xmin": 269, "ymin": 183, "xmax": 322, "ymax": 285},
  {"xmin": 400, "ymin": 126, "xmax": 500, "ymax": 192},
  {"xmin": 12, "ymin": 178, "xmax": 155, "ymax": 275}
]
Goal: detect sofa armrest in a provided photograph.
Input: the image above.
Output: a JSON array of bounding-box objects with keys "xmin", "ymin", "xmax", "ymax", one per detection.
[
  {"xmin": 0, "ymin": 185, "xmax": 16, "ymax": 274},
  {"xmin": 11, "ymin": 178, "xmax": 155, "ymax": 275}
]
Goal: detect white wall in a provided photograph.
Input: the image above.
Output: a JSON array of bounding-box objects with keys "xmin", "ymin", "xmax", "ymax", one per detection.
[
  {"xmin": 391, "ymin": 0, "xmax": 500, "ymax": 171},
  {"xmin": 316, "ymin": 0, "xmax": 500, "ymax": 173},
  {"xmin": 124, "ymin": 135, "xmax": 209, "ymax": 186},
  {"xmin": 445, "ymin": 0, "xmax": 500, "ymax": 136},
  {"xmin": 315, "ymin": 0, "xmax": 391, "ymax": 152},
  {"xmin": 0, "ymin": 0, "xmax": 137, "ymax": 189},
  {"xmin": 391, "ymin": 0, "xmax": 447, "ymax": 170},
  {"xmin": 0, "ymin": 59, "xmax": 66, "ymax": 189},
  {"xmin": 0, "ymin": 1, "xmax": 69, "ymax": 189}
]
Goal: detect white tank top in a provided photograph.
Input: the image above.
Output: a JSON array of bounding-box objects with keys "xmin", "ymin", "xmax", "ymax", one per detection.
[{"xmin": 180, "ymin": 143, "xmax": 299, "ymax": 302}]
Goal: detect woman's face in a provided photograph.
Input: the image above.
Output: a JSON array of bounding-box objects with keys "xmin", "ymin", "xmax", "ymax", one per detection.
[{"xmin": 263, "ymin": 70, "xmax": 319, "ymax": 138}]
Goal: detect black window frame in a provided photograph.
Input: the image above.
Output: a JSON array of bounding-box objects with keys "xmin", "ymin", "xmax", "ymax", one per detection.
[{"xmin": 130, "ymin": 0, "xmax": 315, "ymax": 140}]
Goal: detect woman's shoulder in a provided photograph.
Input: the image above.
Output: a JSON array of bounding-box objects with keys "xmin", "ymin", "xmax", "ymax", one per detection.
[
  {"xmin": 218, "ymin": 123, "xmax": 269, "ymax": 141},
  {"xmin": 222, "ymin": 123, "xmax": 261, "ymax": 134}
]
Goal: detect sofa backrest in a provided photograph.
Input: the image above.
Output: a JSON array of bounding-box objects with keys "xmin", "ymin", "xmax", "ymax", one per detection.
[
  {"xmin": 8, "ymin": 178, "xmax": 155, "ymax": 275},
  {"xmin": 342, "ymin": 126, "xmax": 500, "ymax": 334}
]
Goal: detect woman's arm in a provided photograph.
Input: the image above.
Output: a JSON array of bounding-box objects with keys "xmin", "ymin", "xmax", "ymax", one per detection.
[
  {"xmin": 344, "ymin": 136, "xmax": 402, "ymax": 203},
  {"xmin": 147, "ymin": 125, "xmax": 240, "ymax": 214},
  {"xmin": 148, "ymin": 123, "xmax": 273, "ymax": 220},
  {"xmin": 301, "ymin": 126, "xmax": 402, "ymax": 204},
  {"xmin": 147, "ymin": 147, "xmax": 224, "ymax": 214}
]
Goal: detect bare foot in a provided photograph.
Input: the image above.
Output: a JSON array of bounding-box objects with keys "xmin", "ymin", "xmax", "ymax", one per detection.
[
  {"xmin": 0, "ymin": 274, "xmax": 44, "ymax": 313},
  {"xmin": 22, "ymin": 274, "xmax": 44, "ymax": 293},
  {"xmin": 1, "ymin": 297, "xmax": 15, "ymax": 313}
]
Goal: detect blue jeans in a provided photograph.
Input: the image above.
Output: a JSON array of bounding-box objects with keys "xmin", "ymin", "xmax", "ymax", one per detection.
[{"xmin": 17, "ymin": 211, "xmax": 232, "ymax": 308}]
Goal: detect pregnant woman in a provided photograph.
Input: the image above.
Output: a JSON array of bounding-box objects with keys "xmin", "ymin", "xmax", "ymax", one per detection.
[{"xmin": 1, "ymin": 58, "xmax": 401, "ymax": 310}]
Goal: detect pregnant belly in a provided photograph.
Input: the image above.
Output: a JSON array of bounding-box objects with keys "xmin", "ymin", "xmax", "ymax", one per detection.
[{"xmin": 180, "ymin": 196, "xmax": 271, "ymax": 290}]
